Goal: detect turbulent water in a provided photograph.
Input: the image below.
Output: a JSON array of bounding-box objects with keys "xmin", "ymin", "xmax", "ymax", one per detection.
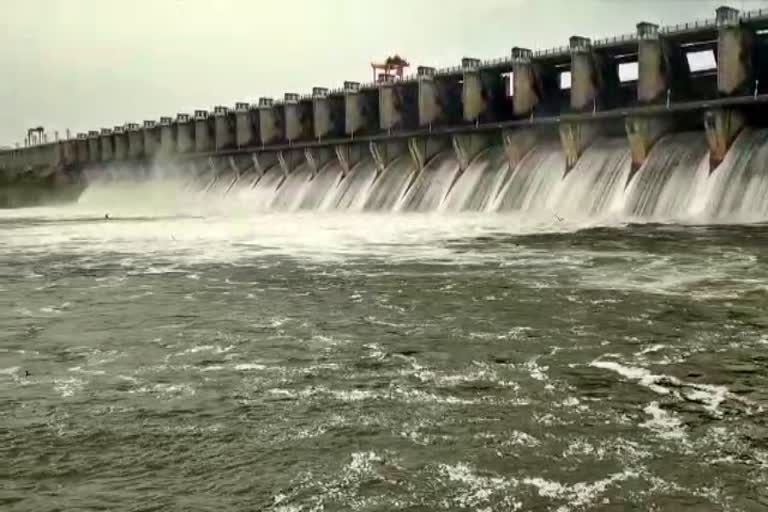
[{"xmin": 2, "ymin": 131, "xmax": 768, "ymax": 511}]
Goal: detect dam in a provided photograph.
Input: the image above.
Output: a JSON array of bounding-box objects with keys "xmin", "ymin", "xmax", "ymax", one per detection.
[
  {"xmin": 6, "ymin": 5, "xmax": 768, "ymax": 510},
  {"xmin": 3, "ymin": 5, "xmax": 768, "ymax": 220}
]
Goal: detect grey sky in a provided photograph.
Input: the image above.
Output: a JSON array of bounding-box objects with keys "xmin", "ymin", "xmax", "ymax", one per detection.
[{"xmin": 1, "ymin": 0, "xmax": 767, "ymax": 146}]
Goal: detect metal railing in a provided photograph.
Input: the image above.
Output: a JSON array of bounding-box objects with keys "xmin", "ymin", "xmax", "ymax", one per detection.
[
  {"xmin": 533, "ymin": 45, "xmax": 570, "ymax": 58},
  {"xmin": 660, "ymin": 17, "xmax": 717, "ymax": 35},
  {"xmin": 742, "ymin": 8, "xmax": 768, "ymax": 20},
  {"xmin": 593, "ymin": 32, "xmax": 637, "ymax": 48}
]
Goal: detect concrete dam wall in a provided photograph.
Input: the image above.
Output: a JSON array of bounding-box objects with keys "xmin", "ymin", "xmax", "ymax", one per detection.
[{"xmin": 4, "ymin": 5, "xmax": 768, "ymax": 212}]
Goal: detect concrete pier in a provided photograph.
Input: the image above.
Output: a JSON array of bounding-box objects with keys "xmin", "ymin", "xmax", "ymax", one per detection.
[
  {"xmin": 344, "ymin": 82, "xmax": 378, "ymax": 137},
  {"xmin": 502, "ymin": 129, "xmax": 538, "ymax": 169},
  {"xmin": 194, "ymin": 110, "xmax": 213, "ymax": 153},
  {"xmin": 99, "ymin": 129, "xmax": 114, "ymax": 162},
  {"xmin": 637, "ymin": 22, "xmax": 690, "ymax": 104},
  {"xmin": 277, "ymin": 148, "xmax": 304, "ymax": 176},
  {"xmin": 87, "ymin": 131, "xmax": 100, "ymax": 164},
  {"xmin": 625, "ymin": 116, "xmax": 671, "ymax": 177},
  {"xmin": 235, "ymin": 103, "xmax": 257, "ymax": 148},
  {"xmin": 452, "ymin": 133, "xmax": 491, "ymax": 170},
  {"xmin": 717, "ymin": 7, "xmax": 754, "ymax": 96},
  {"xmin": 462, "ymin": 57, "xmax": 507, "ymax": 123},
  {"xmin": 379, "ymin": 76, "xmax": 418, "ymax": 132},
  {"xmin": 214, "ymin": 106, "xmax": 235, "ymax": 151},
  {"xmin": 76, "ymin": 133, "xmax": 90, "ymax": 164},
  {"xmin": 408, "ymin": 135, "xmax": 450, "ymax": 171},
  {"xmin": 258, "ymin": 98, "xmax": 283, "ymax": 146},
  {"xmin": 113, "ymin": 126, "xmax": 128, "ymax": 161},
  {"xmin": 570, "ymin": 37, "xmax": 619, "ymax": 112},
  {"xmin": 176, "ymin": 114, "xmax": 194, "ymax": 154},
  {"xmin": 511, "ymin": 48, "xmax": 559, "ymax": 117},
  {"xmin": 253, "ymin": 152, "xmax": 278, "ymax": 177},
  {"xmin": 159, "ymin": 117, "xmax": 176, "ymax": 157},
  {"xmin": 369, "ymin": 140, "xmax": 407, "ymax": 175},
  {"xmin": 560, "ymin": 122, "xmax": 600, "ymax": 173},
  {"xmin": 283, "ymin": 93, "xmax": 313, "ymax": 142},
  {"xmin": 304, "ymin": 146, "xmax": 334, "ymax": 177},
  {"xmin": 61, "ymin": 138, "xmax": 77, "ymax": 166},
  {"xmin": 312, "ymin": 87, "xmax": 345, "ymax": 140},
  {"xmin": 126, "ymin": 123, "xmax": 143, "ymax": 159},
  {"xmin": 704, "ymin": 108, "xmax": 744, "ymax": 170},
  {"xmin": 562, "ymin": 36, "xmax": 620, "ymax": 172},
  {"xmin": 418, "ymin": 67, "xmax": 462, "ymax": 128},
  {"xmin": 626, "ymin": 21, "xmax": 688, "ymax": 173},
  {"xmin": 143, "ymin": 121, "xmax": 160, "ymax": 159},
  {"xmin": 334, "ymin": 143, "xmax": 367, "ymax": 177}
]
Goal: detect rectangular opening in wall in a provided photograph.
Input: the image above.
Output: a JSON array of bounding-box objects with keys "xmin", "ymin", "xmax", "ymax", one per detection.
[
  {"xmin": 502, "ymin": 72, "xmax": 514, "ymax": 97},
  {"xmin": 560, "ymin": 71, "xmax": 572, "ymax": 90},
  {"xmin": 686, "ymin": 50, "xmax": 717, "ymax": 72},
  {"xmin": 619, "ymin": 62, "xmax": 638, "ymax": 83}
]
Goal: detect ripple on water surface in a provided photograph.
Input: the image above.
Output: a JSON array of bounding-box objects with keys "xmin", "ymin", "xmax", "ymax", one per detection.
[{"xmin": 1, "ymin": 210, "xmax": 768, "ymax": 510}]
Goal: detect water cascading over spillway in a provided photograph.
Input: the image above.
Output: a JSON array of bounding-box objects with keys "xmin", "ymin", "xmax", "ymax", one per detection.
[
  {"xmin": 271, "ymin": 164, "xmax": 312, "ymax": 211},
  {"xmin": 363, "ymin": 155, "xmax": 415, "ymax": 211},
  {"xmin": 493, "ymin": 140, "xmax": 566, "ymax": 213},
  {"xmin": 624, "ymin": 133, "xmax": 710, "ymax": 219},
  {"xmin": 704, "ymin": 129, "xmax": 768, "ymax": 220},
  {"xmin": 298, "ymin": 162, "xmax": 344, "ymax": 210},
  {"xmin": 76, "ymin": 130, "xmax": 768, "ymax": 224},
  {"xmin": 557, "ymin": 138, "xmax": 631, "ymax": 218},
  {"xmin": 441, "ymin": 145, "xmax": 510, "ymax": 212},
  {"xmin": 244, "ymin": 166, "xmax": 285, "ymax": 210},
  {"xmin": 324, "ymin": 157, "xmax": 377, "ymax": 210},
  {"xmin": 398, "ymin": 150, "xmax": 461, "ymax": 212}
]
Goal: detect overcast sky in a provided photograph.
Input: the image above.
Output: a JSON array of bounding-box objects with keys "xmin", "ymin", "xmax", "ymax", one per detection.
[{"xmin": 1, "ymin": 0, "xmax": 767, "ymax": 146}]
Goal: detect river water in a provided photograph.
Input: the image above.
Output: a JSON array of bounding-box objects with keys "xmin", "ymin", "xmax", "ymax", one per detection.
[{"xmin": 2, "ymin": 149, "xmax": 768, "ymax": 511}]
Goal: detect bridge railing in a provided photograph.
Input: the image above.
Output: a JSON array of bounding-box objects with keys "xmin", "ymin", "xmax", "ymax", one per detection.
[
  {"xmin": 534, "ymin": 46, "xmax": 569, "ymax": 58},
  {"xmin": 593, "ymin": 33, "xmax": 636, "ymax": 48},
  {"xmin": 742, "ymin": 8, "xmax": 768, "ymax": 20},
  {"xmin": 660, "ymin": 17, "xmax": 716, "ymax": 35},
  {"xmin": 481, "ymin": 56, "xmax": 512, "ymax": 67}
]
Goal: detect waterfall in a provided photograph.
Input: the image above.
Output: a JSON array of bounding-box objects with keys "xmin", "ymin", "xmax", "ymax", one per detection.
[
  {"xmin": 624, "ymin": 132, "xmax": 709, "ymax": 220},
  {"xmin": 77, "ymin": 130, "xmax": 768, "ymax": 224},
  {"xmin": 271, "ymin": 164, "xmax": 312, "ymax": 211},
  {"xmin": 246, "ymin": 166, "xmax": 283, "ymax": 210},
  {"xmin": 556, "ymin": 137, "xmax": 630, "ymax": 218},
  {"xmin": 298, "ymin": 162, "xmax": 343, "ymax": 210},
  {"xmin": 363, "ymin": 155, "xmax": 414, "ymax": 211},
  {"xmin": 324, "ymin": 157, "xmax": 377, "ymax": 210},
  {"xmin": 441, "ymin": 145, "xmax": 510, "ymax": 212},
  {"xmin": 398, "ymin": 150, "xmax": 461, "ymax": 212},
  {"xmin": 705, "ymin": 129, "xmax": 768, "ymax": 221},
  {"xmin": 493, "ymin": 140, "xmax": 565, "ymax": 213}
]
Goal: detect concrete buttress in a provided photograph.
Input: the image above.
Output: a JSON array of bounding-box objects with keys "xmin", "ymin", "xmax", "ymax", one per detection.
[
  {"xmin": 704, "ymin": 108, "xmax": 745, "ymax": 171},
  {"xmin": 717, "ymin": 6, "xmax": 754, "ymax": 96}
]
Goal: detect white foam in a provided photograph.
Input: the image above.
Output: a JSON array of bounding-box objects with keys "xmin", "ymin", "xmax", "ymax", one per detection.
[
  {"xmin": 503, "ymin": 430, "xmax": 541, "ymax": 448},
  {"xmin": 234, "ymin": 363, "xmax": 266, "ymax": 371},
  {"xmin": 439, "ymin": 463, "xmax": 518, "ymax": 510},
  {"xmin": 54, "ymin": 377, "xmax": 86, "ymax": 397},
  {"xmin": 591, "ymin": 359, "xmax": 758, "ymax": 417},
  {"xmin": 524, "ymin": 471, "xmax": 636, "ymax": 512},
  {"xmin": 640, "ymin": 402, "xmax": 687, "ymax": 440},
  {"xmin": 591, "ymin": 360, "xmax": 672, "ymax": 396}
]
